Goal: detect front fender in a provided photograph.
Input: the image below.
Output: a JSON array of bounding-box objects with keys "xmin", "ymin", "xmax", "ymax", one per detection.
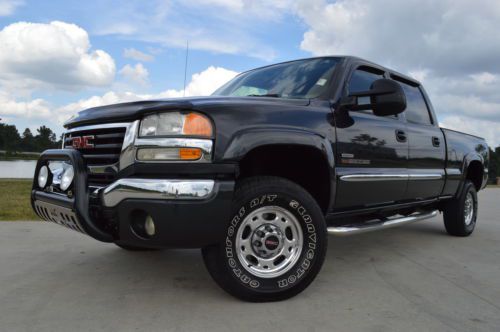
[
  {"xmin": 222, "ymin": 127, "xmax": 336, "ymax": 211},
  {"xmin": 223, "ymin": 127, "xmax": 334, "ymax": 167}
]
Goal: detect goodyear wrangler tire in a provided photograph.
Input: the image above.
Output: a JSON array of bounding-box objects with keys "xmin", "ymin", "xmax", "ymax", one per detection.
[{"xmin": 202, "ymin": 176, "xmax": 327, "ymax": 302}]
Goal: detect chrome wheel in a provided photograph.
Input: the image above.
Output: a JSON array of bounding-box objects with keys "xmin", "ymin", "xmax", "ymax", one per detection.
[
  {"xmin": 235, "ymin": 206, "xmax": 303, "ymax": 278},
  {"xmin": 464, "ymin": 192, "xmax": 474, "ymax": 226}
]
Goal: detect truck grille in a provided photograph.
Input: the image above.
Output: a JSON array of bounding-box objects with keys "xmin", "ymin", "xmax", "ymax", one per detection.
[{"xmin": 64, "ymin": 125, "xmax": 127, "ymax": 185}]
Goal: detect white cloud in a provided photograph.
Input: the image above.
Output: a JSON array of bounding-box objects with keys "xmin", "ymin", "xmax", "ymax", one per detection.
[
  {"xmin": 470, "ymin": 72, "xmax": 497, "ymax": 85},
  {"xmin": 0, "ymin": 0, "xmax": 23, "ymax": 16},
  {"xmin": 0, "ymin": 21, "xmax": 115, "ymax": 92},
  {"xmin": 95, "ymin": 22, "xmax": 137, "ymax": 35},
  {"xmin": 123, "ymin": 48, "xmax": 154, "ymax": 62},
  {"xmin": 440, "ymin": 116, "xmax": 499, "ymax": 148},
  {"xmin": 119, "ymin": 63, "xmax": 149, "ymax": 86},
  {"xmin": 293, "ymin": 0, "xmax": 500, "ymax": 147},
  {"xmin": 92, "ymin": 1, "xmax": 288, "ymax": 60},
  {"xmin": 0, "ymin": 92, "xmax": 51, "ymax": 119},
  {"xmin": 58, "ymin": 66, "xmax": 237, "ymax": 122},
  {"xmin": 295, "ymin": 0, "xmax": 500, "ymax": 75},
  {"xmin": 3, "ymin": 66, "xmax": 238, "ymax": 129},
  {"xmin": 54, "ymin": 91, "xmax": 146, "ymax": 124},
  {"xmin": 182, "ymin": 66, "xmax": 238, "ymax": 96}
]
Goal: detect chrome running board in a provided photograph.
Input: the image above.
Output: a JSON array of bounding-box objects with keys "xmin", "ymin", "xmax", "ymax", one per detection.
[{"xmin": 327, "ymin": 210, "xmax": 438, "ymax": 236}]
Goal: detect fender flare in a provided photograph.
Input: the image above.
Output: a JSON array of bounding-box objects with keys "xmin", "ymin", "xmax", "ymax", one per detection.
[
  {"xmin": 223, "ymin": 127, "xmax": 336, "ymax": 211},
  {"xmin": 462, "ymin": 152, "xmax": 486, "ymax": 190}
]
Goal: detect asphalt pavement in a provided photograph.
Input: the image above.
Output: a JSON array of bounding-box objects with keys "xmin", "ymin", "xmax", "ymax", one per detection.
[{"xmin": 1, "ymin": 189, "xmax": 499, "ymax": 331}]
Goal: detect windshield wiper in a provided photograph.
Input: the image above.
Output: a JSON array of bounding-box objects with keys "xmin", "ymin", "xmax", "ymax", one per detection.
[{"xmin": 246, "ymin": 93, "xmax": 280, "ymax": 98}]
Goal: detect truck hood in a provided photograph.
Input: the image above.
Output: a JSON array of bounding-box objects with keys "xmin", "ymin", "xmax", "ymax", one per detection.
[{"xmin": 64, "ymin": 96, "xmax": 310, "ymax": 128}]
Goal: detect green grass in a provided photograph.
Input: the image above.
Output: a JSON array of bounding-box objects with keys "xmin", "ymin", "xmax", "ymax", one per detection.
[
  {"xmin": 0, "ymin": 153, "xmax": 39, "ymax": 161},
  {"xmin": 0, "ymin": 179, "xmax": 40, "ymax": 221}
]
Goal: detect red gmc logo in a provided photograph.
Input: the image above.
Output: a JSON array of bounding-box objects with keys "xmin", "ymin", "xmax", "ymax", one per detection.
[{"xmin": 71, "ymin": 135, "xmax": 94, "ymax": 149}]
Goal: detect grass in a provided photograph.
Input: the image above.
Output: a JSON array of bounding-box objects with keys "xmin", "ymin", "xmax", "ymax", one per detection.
[
  {"xmin": 0, "ymin": 179, "xmax": 39, "ymax": 221},
  {"xmin": 0, "ymin": 153, "xmax": 39, "ymax": 161}
]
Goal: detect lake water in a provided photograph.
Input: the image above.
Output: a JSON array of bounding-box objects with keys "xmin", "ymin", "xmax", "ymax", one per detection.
[{"xmin": 0, "ymin": 160, "xmax": 37, "ymax": 179}]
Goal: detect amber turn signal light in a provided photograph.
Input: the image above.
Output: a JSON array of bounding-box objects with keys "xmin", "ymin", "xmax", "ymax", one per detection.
[
  {"xmin": 183, "ymin": 113, "xmax": 213, "ymax": 137},
  {"xmin": 179, "ymin": 148, "xmax": 203, "ymax": 160}
]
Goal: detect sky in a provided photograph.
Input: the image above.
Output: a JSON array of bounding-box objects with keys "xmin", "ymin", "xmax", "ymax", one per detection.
[{"xmin": 0, "ymin": 0, "xmax": 499, "ymax": 147}]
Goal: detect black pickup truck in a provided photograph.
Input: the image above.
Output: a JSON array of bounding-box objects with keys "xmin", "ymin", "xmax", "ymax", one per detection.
[{"xmin": 31, "ymin": 56, "xmax": 489, "ymax": 302}]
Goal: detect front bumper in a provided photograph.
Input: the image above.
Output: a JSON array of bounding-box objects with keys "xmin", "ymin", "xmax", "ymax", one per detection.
[{"xmin": 32, "ymin": 149, "xmax": 235, "ymax": 248}]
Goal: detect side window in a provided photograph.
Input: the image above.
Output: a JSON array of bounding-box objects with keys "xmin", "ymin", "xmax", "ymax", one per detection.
[
  {"xmin": 348, "ymin": 68, "xmax": 384, "ymax": 94},
  {"xmin": 348, "ymin": 67, "xmax": 397, "ymax": 117},
  {"xmin": 398, "ymin": 82, "xmax": 433, "ymax": 125}
]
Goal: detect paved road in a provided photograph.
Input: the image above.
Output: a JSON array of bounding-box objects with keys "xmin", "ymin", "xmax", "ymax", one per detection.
[{"xmin": 1, "ymin": 189, "xmax": 499, "ymax": 332}]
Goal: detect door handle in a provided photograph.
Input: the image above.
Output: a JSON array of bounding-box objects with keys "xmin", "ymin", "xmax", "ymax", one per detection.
[
  {"xmin": 395, "ymin": 129, "xmax": 407, "ymax": 142},
  {"xmin": 432, "ymin": 136, "xmax": 441, "ymax": 147}
]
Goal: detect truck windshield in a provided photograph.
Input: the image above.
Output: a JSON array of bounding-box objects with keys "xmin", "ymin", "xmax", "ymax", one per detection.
[{"xmin": 212, "ymin": 58, "xmax": 339, "ymax": 99}]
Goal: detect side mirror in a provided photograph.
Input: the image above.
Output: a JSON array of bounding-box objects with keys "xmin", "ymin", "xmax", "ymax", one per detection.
[{"xmin": 340, "ymin": 79, "xmax": 407, "ymax": 116}]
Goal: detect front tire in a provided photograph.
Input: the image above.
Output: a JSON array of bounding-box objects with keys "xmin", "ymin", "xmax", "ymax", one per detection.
[
  {"xmin": 202, "ymin": 176, "xmax": 327, "ymax": 302},
  {"xmin": 114, "ymin": 243, "xmax": 160, "ymax": 251},
  {"xmin": 443, "ymin": 180, "xmax": 478, "ymax": 237}
]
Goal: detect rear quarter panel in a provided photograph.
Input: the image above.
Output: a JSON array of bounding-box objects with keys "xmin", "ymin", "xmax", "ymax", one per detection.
[{"xmin": 442, "ymin": 128, "xmax": 489, "ymax": 195}]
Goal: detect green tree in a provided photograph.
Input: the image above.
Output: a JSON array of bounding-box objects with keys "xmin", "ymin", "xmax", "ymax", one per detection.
[
  {"xmin": 21, "ymin": 128, "xmax": 35, "ymax": 151},
  {"xmin": 34, "ymin": 125, "xmax": 58, "ymax": 151},
  {"xmin": 0, "ymin": 123, "xmax": 21, "ymax": 151}
]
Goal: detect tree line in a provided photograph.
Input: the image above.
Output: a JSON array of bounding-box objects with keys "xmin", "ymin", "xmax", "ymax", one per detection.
[
  {"xmin": 0, "ymin": 121, "xmax": 499, "ymax": 183},
  {"xmin": 0, "ymin": 122, "xmax": 62, "ymax": 153}
]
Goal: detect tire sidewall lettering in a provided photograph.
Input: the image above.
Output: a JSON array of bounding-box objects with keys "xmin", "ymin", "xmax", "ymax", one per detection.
[{"xmin": 224, "ymin": 194, "xmax": 320, "ymax": 291}]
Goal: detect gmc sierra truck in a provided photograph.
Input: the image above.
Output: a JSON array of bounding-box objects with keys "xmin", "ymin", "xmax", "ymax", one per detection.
[{"xmin": 31, "ymin": 56, "xmax": 489, "ymax": 302}]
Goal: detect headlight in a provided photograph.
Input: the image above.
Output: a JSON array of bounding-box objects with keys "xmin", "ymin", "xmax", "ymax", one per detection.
[
  {"xmin": 60, "ymin": 166, "xmax": 74, "ymax": 191},
  {"xmin": 38, "ymin": 166, "xmax": 49, "ymax": 188},
  {"xmin": 139, "ymin": 112, "xmax": 213, "ymax": 137}
]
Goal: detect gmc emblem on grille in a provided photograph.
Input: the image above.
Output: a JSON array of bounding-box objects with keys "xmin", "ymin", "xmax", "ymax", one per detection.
[{"xmin": 72, "ymin": 135, "xmax": 95, "ymax": 149}]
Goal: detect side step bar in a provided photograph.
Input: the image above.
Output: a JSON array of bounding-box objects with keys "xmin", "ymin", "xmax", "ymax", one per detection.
[{"xmin": 327, "ymin": 210, "xmax": 438, "ymax": 237}]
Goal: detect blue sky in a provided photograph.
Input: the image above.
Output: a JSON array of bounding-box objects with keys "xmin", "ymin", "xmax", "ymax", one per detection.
[
  {"xmin": 0, "ymin": 0, "xmax": 499, "ymax": 146},
  {"xmin": 0, "ymin": 1, "xmax": 306, "ymax": 100}
]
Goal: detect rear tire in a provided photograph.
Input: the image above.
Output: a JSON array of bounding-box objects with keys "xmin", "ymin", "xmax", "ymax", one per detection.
[
  {"xmin": 443, "ymin": 180, "xmax": 478, "ymax": 237},
  {"xmin": 202, "ymin": 176, "xmax": 328, "ymax": 302}
]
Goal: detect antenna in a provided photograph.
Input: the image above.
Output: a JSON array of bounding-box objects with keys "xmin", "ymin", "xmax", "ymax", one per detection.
[{"xmin": 183, "ymin": 41, "xmax": 189, "ymax": 97}]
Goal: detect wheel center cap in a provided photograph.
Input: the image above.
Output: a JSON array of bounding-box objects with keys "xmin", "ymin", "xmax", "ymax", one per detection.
[
  {"xmin": 264, "ymin": 236, "xmax": 280, "ymax": 250},
  {"xmin": 251, "ymin": 223, "xmax": 283, "ymax": 258}
]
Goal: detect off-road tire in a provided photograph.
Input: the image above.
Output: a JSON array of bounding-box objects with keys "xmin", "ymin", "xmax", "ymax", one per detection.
[
  {"xmin": 202, "ymin": 176, "xmax": 328, "ymax": 302},
  {"xmin": 443, "ymin": 180, "xmax": 478, "ymax": 237}
]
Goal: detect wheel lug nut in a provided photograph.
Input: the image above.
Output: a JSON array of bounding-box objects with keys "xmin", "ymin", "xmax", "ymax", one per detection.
[
  {"xmin": 256, "ymin": 231, "xmax": 265, "ymax": 237},
  {"xmin": 253, "ymin": 241, "xmax": 262, "ymax": 247}
]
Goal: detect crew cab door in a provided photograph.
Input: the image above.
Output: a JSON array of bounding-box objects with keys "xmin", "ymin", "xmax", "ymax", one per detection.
[
  {"xmin": 392, "ymin": 77, "xmax": 446, "ymax": 199},
  {"xmin": 334, "ymin": 66, "xmax": 409, "ymax": 209}
]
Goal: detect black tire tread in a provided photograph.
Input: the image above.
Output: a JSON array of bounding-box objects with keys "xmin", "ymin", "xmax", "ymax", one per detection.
[
  {"xmin": 443, "ymin": 180, "xmax": 477, "ymax": 237},
  {"xmin": 202, "ymin": 176, "xmax": 327, "ymax": 302},
  {"xmin": 114, "ymin": 243, "xmax": 160, "ymax": 251}
]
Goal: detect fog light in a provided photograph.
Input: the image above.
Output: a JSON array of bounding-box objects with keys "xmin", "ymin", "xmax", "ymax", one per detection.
[
  {"xmin": 144, "ymin": 215, "xmax": 156, "ymax": 236},
  {"xmin": 38, "ymin": 166, "xmax": 49, "ymax": 188},
  {"xmin": 60, "ymin": 166, "xmax": 74, "ymax": 191}
]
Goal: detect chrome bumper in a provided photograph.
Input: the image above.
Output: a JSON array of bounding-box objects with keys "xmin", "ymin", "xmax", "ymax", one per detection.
[{"xmin": 101, "ymin": 179, "xmax": 216, "ymax": 207}]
